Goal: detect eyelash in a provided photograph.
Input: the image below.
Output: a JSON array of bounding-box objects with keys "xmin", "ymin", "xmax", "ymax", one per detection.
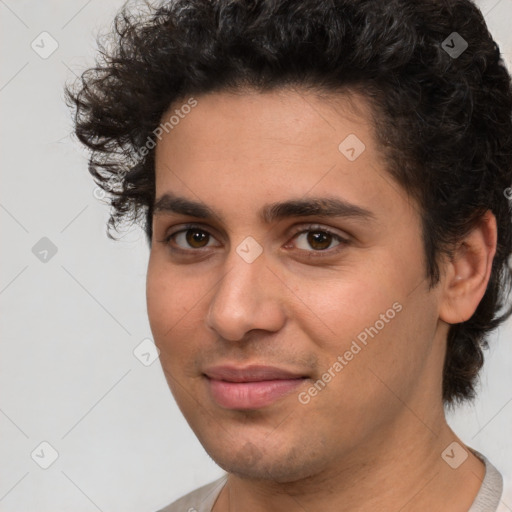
[{"xmin": 158, "ymin": 223, "xmax": 349, "ymax": 258}]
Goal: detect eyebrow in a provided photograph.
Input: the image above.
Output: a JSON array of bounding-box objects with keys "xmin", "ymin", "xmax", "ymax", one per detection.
[{"xmin": 152, "ymin": 193, "xmax": 376, "ymax": 224}]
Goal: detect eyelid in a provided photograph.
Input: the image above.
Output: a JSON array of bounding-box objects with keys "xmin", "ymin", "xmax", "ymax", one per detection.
[{"xmin": 287, "ymin": 223, "xmax": 349, "ymax": 242}]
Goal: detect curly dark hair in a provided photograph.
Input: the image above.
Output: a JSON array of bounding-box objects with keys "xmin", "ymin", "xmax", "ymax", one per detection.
[{"xmin": 66, "ymin": 0, "xmax": 512, "ymax": 405}]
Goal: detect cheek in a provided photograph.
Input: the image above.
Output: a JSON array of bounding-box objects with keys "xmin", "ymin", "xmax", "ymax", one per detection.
[
  {"xmin": 311, "ymin": 279, "xmax": 437, "ymax": 408},
  {"xmin": 146, "ymin": 258, "xmax": 211, "ymax": 370},
  {"xmin": 286, "ymin": 265, "xmax": 402, "ymax": 351},
  {"xmin": 146, "ymin": 266, "xmax": 172, "ymax": 334},
  {"xmin": 146, "ymin": 261, "xmax": 187, "ymax": 351},
  {"xmin": 286, "ymin": 253, "xmax": 432, "ymax": 385}
]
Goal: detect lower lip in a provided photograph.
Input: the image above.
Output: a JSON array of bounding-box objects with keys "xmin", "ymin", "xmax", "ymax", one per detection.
[{"xmin": 206, "ymin": 377, "xmax": 306, "ymax": 409}]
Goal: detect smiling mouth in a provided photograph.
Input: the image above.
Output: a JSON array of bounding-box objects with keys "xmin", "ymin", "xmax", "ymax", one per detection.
[
  {"xmin": 203, "ymin": 364, "xmax": 308, "ymax": 381},
  {"xmin": 202, "ymin": 364, "xmax": 309, "ymax": 410},
  {"xmin": 205, "ymin": 376, "xmax": 307, "ymax": 409}
]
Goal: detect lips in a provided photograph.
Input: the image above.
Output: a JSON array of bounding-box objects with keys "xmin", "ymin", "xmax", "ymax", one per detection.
[
  {"xmin": 203, "ymin": 365, "xmax": 307, "ymax": 382},
  {"xmin": 203, "ymin": 365, "xmax": 308, "ymax": 409}
]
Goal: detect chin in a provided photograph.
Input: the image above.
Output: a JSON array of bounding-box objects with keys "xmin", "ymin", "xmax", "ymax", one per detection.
[{"xmin": 200, "ymin": 435, "xmax": 323, "ymax": 483}]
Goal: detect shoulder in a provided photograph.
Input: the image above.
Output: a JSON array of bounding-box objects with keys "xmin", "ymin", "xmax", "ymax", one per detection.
[
  {"xmin": 497, "ymin": 475, "xmax": 512, "ymax": 512},
  {"xmin": 468, "ymin": 448, "xmax": 504, "ymax": 512},
  {"xmin": 156, "ymin": 474, "xmax": 228, "ymax": 512}
]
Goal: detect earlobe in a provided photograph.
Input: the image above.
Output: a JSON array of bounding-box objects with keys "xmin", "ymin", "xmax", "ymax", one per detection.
[{"xmin": 438, "ymin": 211, "xmax": 497, "ymax": 325}]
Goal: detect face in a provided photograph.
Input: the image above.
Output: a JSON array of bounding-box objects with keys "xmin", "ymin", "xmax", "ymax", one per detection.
[{"xmin": 146, "ymin": 88, "xmax": 446, "ymax": 483}]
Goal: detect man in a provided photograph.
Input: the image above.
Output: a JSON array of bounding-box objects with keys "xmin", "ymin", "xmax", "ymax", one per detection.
[{"xmin": 67, "ymin": 0, "xmax": 512, "ymax": 510}]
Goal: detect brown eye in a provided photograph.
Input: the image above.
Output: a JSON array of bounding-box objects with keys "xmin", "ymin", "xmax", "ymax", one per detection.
[
  {"xmin": 162, "ymin": 225, "xmax": 220, "ymax": 251},
  {"xmin": 292, "ymin": 227, "xmax": 346, "ymax": 252},
  {"xmin": 184, "ymin": 228, "xmax": 210, "ymax": 248},
  {"xmin": 306, "ymin": 231, "xmax": 333, "ymax": 250}
]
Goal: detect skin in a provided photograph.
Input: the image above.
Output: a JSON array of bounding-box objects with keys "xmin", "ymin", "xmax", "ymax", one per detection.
[{"xmin": 146, "ymin": 87, "xmax": 497, "ymax": 511}]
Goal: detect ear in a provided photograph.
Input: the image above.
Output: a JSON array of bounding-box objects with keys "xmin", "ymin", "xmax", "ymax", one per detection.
[{"xmin": 438, "ymin": 211, "xmax": 497, "ymax": 325}]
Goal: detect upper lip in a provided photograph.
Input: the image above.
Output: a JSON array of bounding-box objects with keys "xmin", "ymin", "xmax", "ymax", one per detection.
[{"xmin": 203, "ymin": 365, "xmax": 307, "ymax": 382}]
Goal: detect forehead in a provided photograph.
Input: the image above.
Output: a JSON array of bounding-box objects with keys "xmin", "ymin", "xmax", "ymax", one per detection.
[
  {"xmin": 154, "ymin": 88, "xmax": 375, "ymax": 177},
  {"xmin": 159, "ymin": 86, "xmax": 371, "ymax": 144},
  {"xmin": 152, "ymin": 87, "xmax": 415, "ymax": 226}
]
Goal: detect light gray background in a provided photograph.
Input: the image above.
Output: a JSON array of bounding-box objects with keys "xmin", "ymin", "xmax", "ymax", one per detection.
[{"xmin": 1, "ymin": 1, "xmax": 511, "ymax": 511}]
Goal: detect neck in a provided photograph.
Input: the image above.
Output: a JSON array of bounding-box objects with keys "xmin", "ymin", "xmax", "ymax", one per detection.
[{"xmin": 213, "ymin": 408, "xmax": 485, "ymax": 512}]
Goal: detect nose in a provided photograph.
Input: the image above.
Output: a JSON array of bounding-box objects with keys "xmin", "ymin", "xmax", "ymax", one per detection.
[{"xmin": 205, "ymin": 244, "xmax": 287, "ymax": 341}]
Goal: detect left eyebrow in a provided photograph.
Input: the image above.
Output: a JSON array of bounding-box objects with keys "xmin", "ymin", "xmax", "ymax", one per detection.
[
  {"xmin": 262, "ymin": 196, "xmax": 376, "ymax": 224},
  {"xmin": 153, "ymin": 193, "xmax": 376, "ymax": 224}
]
